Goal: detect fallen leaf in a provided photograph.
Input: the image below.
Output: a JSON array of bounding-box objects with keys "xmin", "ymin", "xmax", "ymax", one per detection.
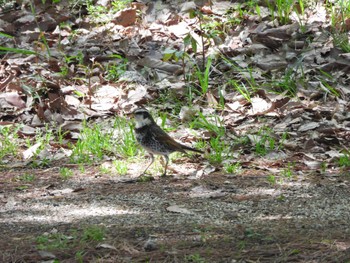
[
  {"xmin": 22, "ymin": 143, "xmax": 41, "ymax": 160},
  {"xmin": 97, "ymin": 243, "xmax": 117, "ymax": 250},
  {"xmin": 166, "ymin": 205, "xmax": 194, "ymax": 214},
  {"xmin": 298, "ymin": 122, "xmax": 320, "ymax": 132}
]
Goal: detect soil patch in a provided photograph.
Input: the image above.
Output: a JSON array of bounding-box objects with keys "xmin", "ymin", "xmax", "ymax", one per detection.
[{"xmin": 1, "ymin": 165, "xmax": 350, "ymax": 262}]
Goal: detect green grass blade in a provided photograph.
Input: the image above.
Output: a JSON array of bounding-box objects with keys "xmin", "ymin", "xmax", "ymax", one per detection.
[{"xmin": 0, "ymin": 46, "xmax": 37, "ymax": 55}]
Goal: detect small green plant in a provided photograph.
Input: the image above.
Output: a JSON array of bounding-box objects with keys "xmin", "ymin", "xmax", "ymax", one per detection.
[
  {"xmin": 278, "ymin": 132, "xmax": 288, "ymax": 150},
  {"xmin": 75, "ymin": 251, "xmax": 85, "ymax": 263},
  {"xmin": 87, "ymin": 0, "xmax": 132, "ymax": 23},
  {"xmin": 59, "ymin": 64, "xmax": 69, "ymax": 76},
  {"xmin": 64, "ymin": 51, "xmax": 84, "ymax": 65},
  {"xmin": 317, "ymin": 70, "xmax": 341, "ymax": 97},
  {"xmin": 36, "ymin": 232, "xmax": 71, "ymax": 250},
  {"xmin": 185, "ymin": 253, "xmax": 207, "ymax": 263},
  {"xmin": 339, "ymin": 152, "xmax": 350, "ymax": 167},
  {"xmin": 273, "ymin": 69, "xmax": 298, "ymax": 96},
  {"xmin": 193, "ymin": 225, "xmax": 213, "ymax": 243},
  {"xmin": 159, "ymin": 111, "xmax": 169, "ymax": 130},
  {"xmin": 60, "ymin": 167, "xmax": 74, "ymax": 179},
  {"xmin": 25, "ymin": 125, "xmax": 54, "ymax": 164},
  {"xmin": 190, "ymin": 112, "xmax": 225, "ymax": 137},
  {"xmin": 113, "ymin": 160, "xmax": 128, "ymax": 175},
  {"xmin": 59, "ymin": 51, "xmax": 84, "ymax": 77},
  {"xmin": 82, "ymin": 226, "xmax": 105, "ymax": 242},
  {"xmin": 333, "ymin": 33, "xmax": 350, "ymax": 52},
  {"xmin": 267, "ymin": 0, "xmax": 295, "ymax": 25},
  {"xmin": 163, "ymin": 46, "xmax": 190, "ymax": 63},
  {"xmin": 23, "ymin": 126, "xmax": 53, "ymax": 165},
  {"xmin": 163, "ymin": 34, "xmax": 196, "ymax": 84},
  {"xmin": 87, "ymin": 4, "xmax": 108, "ymax": 22},
  {"xmin": 222, "ymin": 57, "xmax": 259, "ymax": 101},
  {"xmin": 208, "ymin": 136, "xmax": 226, "ymax": 165},
  {"xmin": 255, "ymin": 3, "xmax": 261, "ymax": 17},
  {"xmin": 195, "ymin": 57, "xmax": 212, "ymax": 95},
  {"xmin": 253, "ymin": 126, "xmax": 276, "ymax": 156},
  {"xmin": 137, "ymin": 174, "xmax": 155, "ymax": 182},
  {"xmin": 106, "ymin": 54, "xmax": 128, "ymax": 81},
  {"xmin": 154, "ymin": 91, "xmax": 185, "ymax": 116},
  {"xmin": 202, "ymin": 19, "xmax": 228, "ymax": 41},
  {"xmin": 70, "ymin": 118, "xmax": 137, "ymax": 164},
  {"xmin": 194, "ymin": 139, "xmax": 207, "ymax": 153},
  {"xmin": 267, "ymin": 174, "xmax": 276, "ymax": 185},
  {"xmin": 16, "ymin": 185, "xmax": 29, "ymax": 191},
  {"xmin": 55, "ymin": 126, "xmax": 69, "ymax": 145},
  {"xmin": 244, "ymin": 228, "xmax": 262, "ymax": 239},
  {"xmin": 34, "ymin": 126, "xmax": 53, "ymax": 155},
  {"xmin": 229, "ymin": 79, "xmax": 251, "ymax": 102},
  {"xmin": 277, "ymin": 0, "xmax": 295, "ymax": 24},
  {"xmin": 79, "ymin": 164, "xmax": 85, "ymax": 173},
  {"xmin": 328, "ymin": 0, "xmax": 350, "ymax": 32},
  {"xmin": 233, "ymin": 135, "xmax": 250, "ymax": 147},
  {"xmin": 36, "ymin": 226, "xmax": 105, "ymax": 255},
  {"xmin": 224, "ymin": 162, "xmax": 241, "ymax": 174},
  {"xmin": 282, "ymin": 162, "xmax": 294, "ymax": 178},
  {"xmin": 18, "ymin": 173, "xmax": 35, "ymax": 182},
  {"xmin": 237, "ymin": 240, "xmax": 246, "ymax": 250},
  {"xmin": 226, "ymin": 4, "xmax": 247, "ymax": 23},
  {"xmin": 292, "ymin": 0, "xmax": 306, "ymax": 32},
  {"xmin": 111, "ymin": 0, "xmax": 132, "ymax": 10},
  {"xmin": 100, "ymin": 165, "xmax": 111, "ymax": 174},
  {"xmin": 70, "ymin": 122, "xmax": 114, "ymax": 164},
  {"xmin": 277, "ymin": 194, "xmax": 286, "ymax": 201},
  {"xmin": 113, "ymin": 117, "xmax": 138, "ymax": 158},
  {"xmin": 31, "ymin": 158, "xmax": 52, "ymax": 168},
  {"xmin": 320, "ymin": 161, "xmax": 327, "ymax": 173},
  {"xmin": 0, "ymin": 125, "xmax": 20, "ymax": 162},
  {"xmin": 190, "ymin": 112, "xmax": 226, "ymax": 165},
  {"xmin": 154, "ymin": 110, "xmax": 180, "ymax": 132}
]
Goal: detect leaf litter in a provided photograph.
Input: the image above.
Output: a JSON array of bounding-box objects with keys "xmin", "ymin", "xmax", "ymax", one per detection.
[{"xmin": 1, "ymin": 0, "xmax": 350, "ymax": 262}]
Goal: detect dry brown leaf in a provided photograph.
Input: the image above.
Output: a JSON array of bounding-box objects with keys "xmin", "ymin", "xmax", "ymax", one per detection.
[
  {"xmin": 0, "ymin": 92, "xmax": 26, "ymax": 109},
  {"xmin": 112, "ymin": 8, "xmax": 137, "ymax": 27}
]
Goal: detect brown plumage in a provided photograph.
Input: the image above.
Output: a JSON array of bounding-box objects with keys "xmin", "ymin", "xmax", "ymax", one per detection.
[{"xmin": 134, "ymin": 108, "xmax": 203, "ymax": 176}]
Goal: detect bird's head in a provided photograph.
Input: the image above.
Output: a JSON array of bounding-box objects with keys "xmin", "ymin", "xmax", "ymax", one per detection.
[{"xmin": 133, "ymin": 108, "xmax": 155, "ymax": 128}]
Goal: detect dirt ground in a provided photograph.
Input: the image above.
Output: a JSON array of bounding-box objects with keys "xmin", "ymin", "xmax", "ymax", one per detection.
[
  {"xmin": 1, "ymin": 162, "xmax": 350, "ymax": 263},
  {"xmin": 2, "ymin": 0, "xmax": 350, "ymax": 262}
]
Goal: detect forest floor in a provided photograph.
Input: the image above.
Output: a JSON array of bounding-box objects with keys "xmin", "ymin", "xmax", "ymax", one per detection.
[
  {"xmin": 1, "ymin": 0, "xmax": 350, "ymax": 262},
  {"xmin": 1, "ymin": 162, "xmax": 350, "ymax": 262}
]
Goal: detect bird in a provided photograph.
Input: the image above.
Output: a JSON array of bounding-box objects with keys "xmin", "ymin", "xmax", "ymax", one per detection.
[{"xmin": 133, "ymin": 108, "xmax": 204, "ymax": 176}]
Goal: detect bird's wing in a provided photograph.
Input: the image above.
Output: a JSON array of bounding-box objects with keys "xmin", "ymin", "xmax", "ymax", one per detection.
[{"xmin": 149, "ymin": 124, "xmax": 187, "ymax": 153}]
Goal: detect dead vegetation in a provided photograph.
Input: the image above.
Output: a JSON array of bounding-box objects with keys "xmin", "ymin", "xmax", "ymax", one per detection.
[{"xmin": 1, "ymin": 0, "xmax": 350, "ymax": 262}]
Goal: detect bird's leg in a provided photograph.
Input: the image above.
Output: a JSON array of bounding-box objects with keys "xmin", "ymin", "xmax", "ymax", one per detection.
[
  {"xmin": 162, "ymin": 155, "xmax": 169, "ymax": 176},
  {"xmin": 142, "ymin": 153, "xmax": 154, "ymax": 175}
]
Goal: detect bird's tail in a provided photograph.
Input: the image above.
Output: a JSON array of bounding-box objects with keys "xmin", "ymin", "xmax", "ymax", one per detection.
[{"xmin": 181, "ymin": 144, "xmax": 204, "ymax": 154}]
